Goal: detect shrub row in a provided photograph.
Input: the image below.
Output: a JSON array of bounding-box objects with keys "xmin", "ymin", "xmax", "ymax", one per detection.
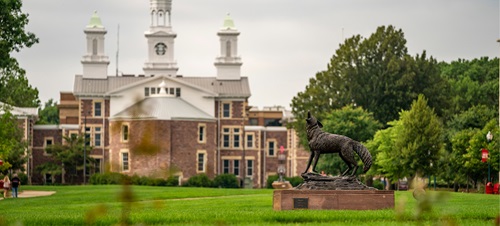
[
  {"xmin": 89, "ymin": 172, "xmax": 240, "ymax": 188},
  {"xmin": 184, "ymin": 173, "xmax": 239, "ymax": 188},
  {"xmin": 89, "ymin": 173, "xmax": 179, "ymax": 186}
]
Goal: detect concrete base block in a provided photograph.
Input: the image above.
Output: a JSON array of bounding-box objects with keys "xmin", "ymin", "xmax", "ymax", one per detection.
[
  {"xmin": 273, "ymin": 189, "xmax": 394, "ymax": 210},
  {"xmin": 272, "ymin": 181, "xmax": 293, "ymax": 189}
]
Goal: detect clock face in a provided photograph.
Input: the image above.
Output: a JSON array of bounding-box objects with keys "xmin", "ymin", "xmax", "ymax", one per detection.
[{"xmin": 155, "ymin": 42, "xmax": 167, "ymax": 55}]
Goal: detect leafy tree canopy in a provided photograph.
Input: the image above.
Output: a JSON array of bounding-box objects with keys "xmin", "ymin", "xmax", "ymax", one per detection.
[
  {"xmin": 291, "ymin": 25, "xmax": 448, "ymax": 149},
  {"xmin": 440, "ymin": 57, "xmax": 499, "ymax": 118},
  {"xmin": 37, "ymin": 98, "xmax": 59, "ymax": 125},
  {"xmin": 397, "ymin": 95, "xmax": 443, "ymax": 178},
  {"xmin": 0, "ymin": 0, "xmax": 40, "ymax": 107},
  {"xmin": 0, "ymin": 105, "xmax": 24, "ymax": 172}
]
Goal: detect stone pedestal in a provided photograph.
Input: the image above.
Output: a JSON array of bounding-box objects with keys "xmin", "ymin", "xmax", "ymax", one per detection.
[
  {"xmin": 272, "ymin": 181, "xmax": 293, "ymax": 189},
  {"xmin": 273, "ymin": 189, "xmax": 394, "ymax": 210}
]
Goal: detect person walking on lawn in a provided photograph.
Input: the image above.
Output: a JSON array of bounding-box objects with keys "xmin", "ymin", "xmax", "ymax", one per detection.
[
  {"xmin": 11, "ymin": 174, "xmax": 20, "ymax": 198},
  {"xmin": 3, "ymin": 176, "xmax": 10, "ymax": 198}
]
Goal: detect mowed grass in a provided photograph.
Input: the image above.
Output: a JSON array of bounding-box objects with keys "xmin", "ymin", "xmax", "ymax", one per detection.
[{"xmin": 0, "ymin": 185, "xmax": 498, "ymax": 225}]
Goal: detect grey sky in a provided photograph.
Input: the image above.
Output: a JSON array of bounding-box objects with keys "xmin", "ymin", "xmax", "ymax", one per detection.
[{"xmin": 14, "ymin": 0, "xmax": 500, "ymax": 109}]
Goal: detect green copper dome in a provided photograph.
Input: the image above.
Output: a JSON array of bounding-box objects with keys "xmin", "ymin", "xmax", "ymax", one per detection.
[
  {"xmin": 222, "ymin": 13, "xmax": 235, "ymax": 29},
  {"xmin": 87, "ymin": 11, "xmax": 104, "ymax": 28}
]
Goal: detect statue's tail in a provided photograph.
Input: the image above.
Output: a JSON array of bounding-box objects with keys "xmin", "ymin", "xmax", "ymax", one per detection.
[{"xmin": 354, "ymin": 142, "xmax": 372, "ymax": 173}]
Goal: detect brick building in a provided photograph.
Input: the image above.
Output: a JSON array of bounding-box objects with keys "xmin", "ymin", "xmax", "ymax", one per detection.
[{"xmin": 23, "ymin": 0, "xmax": 309, "ymax": 187}]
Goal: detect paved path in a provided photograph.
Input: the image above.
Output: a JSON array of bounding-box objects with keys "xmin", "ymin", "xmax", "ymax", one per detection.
[{"xmin": 0, "ymin": 190, "xmax": 56, "ymax": 200}]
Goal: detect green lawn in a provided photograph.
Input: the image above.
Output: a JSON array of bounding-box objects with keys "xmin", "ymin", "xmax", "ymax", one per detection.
[{"xmin": 0, "ymin": 185, "xmax": 498, "ymax": 225}]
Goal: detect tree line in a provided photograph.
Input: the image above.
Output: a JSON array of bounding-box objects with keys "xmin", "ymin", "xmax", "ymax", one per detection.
[{"xmin": 290, "ymin": 25, "xmax": 499, "ymax": 191}]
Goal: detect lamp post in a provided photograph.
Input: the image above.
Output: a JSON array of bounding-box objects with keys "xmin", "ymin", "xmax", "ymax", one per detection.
[
  {"xmin": 486, "ymin": 131, "xmax": 493, "ymax": 182},
  {"xmin": 83, "ymin": 111, "xmax": 87, "ymax": 185}
]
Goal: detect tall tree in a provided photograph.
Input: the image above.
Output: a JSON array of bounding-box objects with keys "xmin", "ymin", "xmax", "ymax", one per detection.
[
  {"xmin": 397, "ymin": 95, "xmax": 443, "ymax": 178},
  {"xmin": 0, "ymin": 105, "xmax": 23, "ymax": 173},
  {"xmin": 291, "ymin": 25, "xmax": 448, "ymax": 149},
  {"xmin": 37, "ymin": 99, "xmax": 60, "ymax": 125},
  {"xmin": 42, "ymin": 135, "xmax": 94, "ymax": 184},
  {"xmin": 367, "ymin": 120, "xmax": 406, "ymax": 181},
  {"xmin": 316, "ymin": 105, "xmax": 381, "ymax": 175},
  {"xmin": 0, "ymin": 0, "xmax": 40, "ymax": 107}
]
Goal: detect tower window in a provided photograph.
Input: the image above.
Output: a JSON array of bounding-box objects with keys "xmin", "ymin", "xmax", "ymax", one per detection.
[
  {"xmin": 92, "ymin": 39, "xmax": 98, "ymax": 55},
  {"xmin": 226, "ymin": 40, "xmax": 231, "ymax": 57}
]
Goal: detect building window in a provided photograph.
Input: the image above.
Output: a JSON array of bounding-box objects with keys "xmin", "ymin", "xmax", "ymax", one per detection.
[
  {"xmin": 121, "ymin": 152, "xmax": 129, "ymax": 171},
  {"xmin": 268, "ymin": 141, "xmax": 275, "ymax": 156},
  {"xmin": 151, "ymin": 87, "xmax": 156, "ymax": 95},
  {"xmin": 222, "ymin": 103, "xmax": 230, "ymax": 118},
  {"xmin": 122, "ymin": 124, "xmax": 129, "ymax": 142},
  {"xmin": 145, "ymin": 87, "xmax": 150, "ymax": 97},
  {"xmin": 69, "ymin": 132, "xmax": 78, "ymax": 140},
  {"xmin": 233, "ymin": 160, "xmax": 239, "ymax": 176},
  {"xmin": 233, "ymin": 128, "xmax": 240, "ymax": 148},
  {"xmin": 223, "ymin": 160, "xmax": 230, "ymax": 174},
  {"xmin": 94, "ymin": 158, "xmax": 102, "ymax": 174},
  {"xmin": 246, "ymin": 134, "xmax": 254, "ymax": 148},
  {"xmin": 247, "ymin": 160, "xmax": 253, "ymax": 177},
  {"xmin": 94, "ymin": 102, "xmax": 102, "ymax": 117},
  {"xmin": 249, "ymin": 118, "xmax": 258, "ymax": 125},
  {"xmin": 222, "ymin": 128, "xmax": 230, "ymax": 148},
  {"xmin": 94, "ymin": 127, "xmax": 102, "ymax": 147},
  {"xmin": 85, "ymin": 127, "xmax": 91, "ymax": 146},
  {"xmin": 265, "ymin": 118, "xmax": 282, "ymax": 127},
  {"xmin": 197, "ymin": 151, "xmax": 206, "ymax": 173},
  {"xmin": 169, "ymin": 87, "xmax": 174, "ymax": 95},
  {"xmin": 175, "ymin": 88, "xmax": 181, "ymax": 97},
  {"xmin": 44, "ymin": 138, "xmax": 53, "ymax": 147},
  {"xmin": 44, "ymin": 137, "xmax": 54, "ymax": 156},
  {"xmin": 198, "ymin": 124, "xmax": 206, "ymax": 143}
]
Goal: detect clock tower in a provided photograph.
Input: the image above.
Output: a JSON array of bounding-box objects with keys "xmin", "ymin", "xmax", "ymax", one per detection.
[{"xmin": 143, "ymin": 0, "xmax": 178, "ymax": 77}]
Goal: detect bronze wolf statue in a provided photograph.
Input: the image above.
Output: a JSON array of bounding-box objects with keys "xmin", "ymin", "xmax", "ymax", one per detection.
[{"xmin": 303, "ymin": 111, "xmax": 372, "ymax": 176}]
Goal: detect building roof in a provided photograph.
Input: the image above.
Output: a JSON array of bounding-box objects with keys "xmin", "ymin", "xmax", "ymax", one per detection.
[
  {"xmin": 73, "ymin": 75, "xmax": 251, "ymax": 98},
  {"xmin": 0, "ymin": 102, "xmax": 38, "ymax": 117},
  {"xmin": 111, "ymin": 96, "xmax": 215, "ymax": 121},
  {"xmin": 222, "ymin": 13, "xmax": 236, "ymax": 29},
  {"xmin": 87, "ymin": 11, "xmax": 104, "ymax": 29},
  {"xmin": 179, "ymin": 77, "xmax": 250, "ymax": 97}
]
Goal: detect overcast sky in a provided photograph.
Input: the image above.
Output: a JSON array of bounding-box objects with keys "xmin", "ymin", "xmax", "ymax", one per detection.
[{"xmin": 14, "ymin": 0, "xmax": 500, "ymax": 109}]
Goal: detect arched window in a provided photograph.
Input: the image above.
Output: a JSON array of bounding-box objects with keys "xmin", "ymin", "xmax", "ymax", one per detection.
[
  {"xmin": 158, "ymin": 10, "xmax": 165, "ymax": 26},
  {"xmin": 226, "ymin": 40, "xmax": 231, "ymax": 57},
  {"xmin": 92, "ymin": 39, "xmax": 98, "ymax": 55}
]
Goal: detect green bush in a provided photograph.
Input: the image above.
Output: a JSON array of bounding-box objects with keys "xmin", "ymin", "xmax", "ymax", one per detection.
[
  {"xmin": 89, "ymin": 172, "xmax": 127, "ymax": 185},
  {"xmin": 372, "ymin": 179, "xmax": 385, "ymax": 190},
  {"xmin": 287, "ymin": 176, "xmax": 304, "ymax": 187},
  {"xmin": 166, "ymin": 176, "xmax": 179, "ymax": 186},
  {"xmin": 213, "ymin": 174, "xmax": 239, "ymax": 188},
  {"xmin": 17, "ymin": 172, "xmax": 28, "ymax": 185},
  {"xmin": 184, "ymin": 174, "xmax": 213, "ymax": 187}
]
